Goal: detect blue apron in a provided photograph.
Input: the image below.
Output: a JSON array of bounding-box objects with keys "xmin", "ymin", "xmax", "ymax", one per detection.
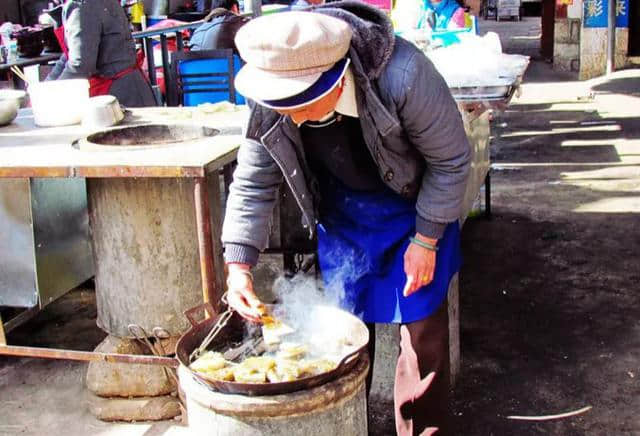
[{"xmin": 317, "ymin": 177, "xmax": 461, "ymax": 324}]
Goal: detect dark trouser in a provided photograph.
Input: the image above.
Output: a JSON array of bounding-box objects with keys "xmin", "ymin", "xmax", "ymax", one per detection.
[{"xmin": 366, "ymin": 299, "xmax": 451, "ymax": 435}]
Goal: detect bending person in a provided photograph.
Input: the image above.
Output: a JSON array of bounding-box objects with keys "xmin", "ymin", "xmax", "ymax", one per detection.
[{"xmin": 221, "ymin": 5, "xmax": 470, "ymax": 435}]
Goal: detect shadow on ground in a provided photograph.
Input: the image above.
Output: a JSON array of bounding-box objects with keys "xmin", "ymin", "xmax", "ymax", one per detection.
[
  {"xmin": 451, "ymin": 65, "xmax": 640, "ymax": 435},
  {"xmin": 591, "ymin": 75, "xmax": 640, "ymax": 97}
]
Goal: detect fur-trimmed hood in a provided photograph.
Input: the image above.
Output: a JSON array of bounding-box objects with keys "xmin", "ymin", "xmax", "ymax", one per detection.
[{"xmin": 313, "ymin": 1, "xmax": 396, "ymax": 81}]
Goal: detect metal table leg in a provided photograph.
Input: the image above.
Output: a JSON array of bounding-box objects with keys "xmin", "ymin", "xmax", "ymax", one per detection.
[
  {"xmin": 0, "ymin": 312, "xmax": 6, "ymax": 346},
  {"xmin": 484, "ymin": 170, "xmax": 492, "ymax": 220},
  {"xmin": 194, "ymin": 177, "xmax": 218, "ymax": 310}
]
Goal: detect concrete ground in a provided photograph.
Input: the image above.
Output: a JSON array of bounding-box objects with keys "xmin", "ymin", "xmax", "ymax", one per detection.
[
  {"xmin": 2, "ymin": 16, "xmax": 640, "ymax": 436},
  {"xmin": 449, "ymin": 17, "xmax": 640, "ymax": 436}
]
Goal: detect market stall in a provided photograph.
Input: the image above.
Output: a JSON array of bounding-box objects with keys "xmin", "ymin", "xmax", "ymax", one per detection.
[
  {"xmin": 0, "ymin": 4, "xmax": 530, "ymax": 427},
  {"xmin": 0, "ymin": 105, "xmax": 246, "ymax": 345}
]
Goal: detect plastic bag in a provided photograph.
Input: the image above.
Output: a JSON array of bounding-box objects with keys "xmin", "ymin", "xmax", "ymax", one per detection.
[{"xmin": 426, "ymin": 32, "xmax": 529, "ymax": 87}]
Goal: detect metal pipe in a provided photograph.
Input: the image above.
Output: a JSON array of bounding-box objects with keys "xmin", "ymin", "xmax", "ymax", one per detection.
[
  {"xmin": 3, "ymin": 306, "xmax": 39, "ymax": 333},
  {"xmin": 132, "ymin": 21, "xmax": 203, "ymax": 39},
  {"xmin": 0, "ymin": 313, "xmax": 6, "ymax": 346},
  {"xmin": 0, "ymin": 345, "xmax": 179, "ymax": 367},
  {"xmin": 160, "ymin": 34, "xmax": 170, "ymax": 95},
  {"xmin": 17, "ymin": 0, "xmax": 23, "ymax": 26},
  {"xmin": 194, "ymin": 177, "xmax": 218, "ymax": 309},
  {"xmin": 176, "ymin": 32, "xmax": 184, "ymax": 51},
  {"xmin": 606, "ymin": 0, "xmax": 616, "ymax": 75},
  {"xmin": 144, "ymin": 37, "xmax": 157, "ymax": 86},
  {"xmin": 485, "ymin": 170, "xmax": 492, "ymax": 219}
]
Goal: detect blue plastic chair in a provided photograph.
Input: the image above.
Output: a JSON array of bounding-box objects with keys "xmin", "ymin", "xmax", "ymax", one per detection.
[{"xmin": 169, "ymin": 49, "xmax": 246, "ymax": 106}]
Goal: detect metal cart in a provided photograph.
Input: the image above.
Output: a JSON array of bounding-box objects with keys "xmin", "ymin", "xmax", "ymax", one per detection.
[
  {"xmin": 0, "ymin": 178, "xmax": 94, "ymax": 335},
  {"xmin": 497, "ymin": 0, "xmax": 522, "ymax": 21},
  {"xmin": 484, "ymin": 0, "xmax": 522, "ymax": 20}
]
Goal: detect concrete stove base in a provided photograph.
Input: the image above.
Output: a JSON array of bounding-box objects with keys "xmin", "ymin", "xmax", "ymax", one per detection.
[
  {"xmin": 87, "ymin": 392, "xmax": 181, "ymax": 422},
  {"xmin": 86, "ymin": 334, "xmax": 180, "ymax": 422},
  {"xmin": 86, "ymin": 335, "xmax": 176, "ymax": 398},
  {"xmin": 178, "ymin": 356, "xmax": 369, "ymax": 436}
]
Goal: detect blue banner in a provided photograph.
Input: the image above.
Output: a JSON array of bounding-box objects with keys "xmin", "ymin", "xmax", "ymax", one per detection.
[{"xmin": 584, "ymin": 0, "xmax": 629, "ymax": 28}]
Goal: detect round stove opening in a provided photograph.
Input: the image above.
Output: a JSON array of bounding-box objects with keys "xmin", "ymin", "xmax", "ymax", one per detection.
[{"xmin": 75, "ymin": 124, "xmax": 220, "ymax": 150}]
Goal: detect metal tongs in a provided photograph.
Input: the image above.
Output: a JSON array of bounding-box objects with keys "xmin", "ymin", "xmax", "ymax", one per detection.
[
  {"xmin": 128, "ymin": 323, "xmax": 179, "ymax": 385},
  {"xmin": 189, "ymin": 294, "xmax": 283, "ymax": 363},
  {"xmin": 189, "ymin": 292, "xmax": 235, "ymax": 362}
]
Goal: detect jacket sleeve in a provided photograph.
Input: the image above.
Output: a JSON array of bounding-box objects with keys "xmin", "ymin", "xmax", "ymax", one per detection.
[
  {"xmin": 221, "ymin": 130, "xmax": 283, "ymax": 266},
  {"xmin": 395, "ymin": 51, "xmax": 471, "ymax": 238},
  {"xmin": 58, "ymin": 0, "xmax": 101, "ymax": 79},
  {"xmin": 45, "ymin": 53, "xmax": 68, "ymax": 81}
]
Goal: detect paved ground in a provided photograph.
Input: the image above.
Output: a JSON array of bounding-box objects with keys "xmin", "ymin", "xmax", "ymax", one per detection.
[
  {"xmin": 449, "ymin": 17, "xmax": 640, "ymax": 436},
  {"xmin": 2, "ymin": 16, "xmax": 639, "ymax": 436},
  {"xmin": 480, "ymin": 16, "xmax": 543, "ymax": 59}
]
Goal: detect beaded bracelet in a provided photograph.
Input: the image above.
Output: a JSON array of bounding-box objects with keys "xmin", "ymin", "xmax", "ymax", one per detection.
[{"xmin": 409, "ymin": 236, "xmax": 439, "ymax": 252}]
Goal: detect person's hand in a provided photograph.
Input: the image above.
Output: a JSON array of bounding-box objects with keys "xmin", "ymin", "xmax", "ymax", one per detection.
[
  {"xmin": 226, "ymin": 263, "xmax": 265, "ymax": 322},
  {"xmin": 402, "ymin": 233, "xmax": 438, "ymax": 297}
]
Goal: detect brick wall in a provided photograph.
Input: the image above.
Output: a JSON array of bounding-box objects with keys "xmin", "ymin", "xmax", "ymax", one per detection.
[
  {"xmin": 554, "ymin": 18, "xmax": 581, "ymax": 72},
  {"xmin": 579, "ymin": 27, "xmax": 629, "ymax": 79}
]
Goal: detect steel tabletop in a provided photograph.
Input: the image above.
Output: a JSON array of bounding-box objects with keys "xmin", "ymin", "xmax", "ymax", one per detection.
[
  {"xmin": 0, "ymin": 53, "xmax": 62, "ymax": 72},
  {"xmin": 0, "ymin": 105, "xmax": 247, "ymax": 309}
]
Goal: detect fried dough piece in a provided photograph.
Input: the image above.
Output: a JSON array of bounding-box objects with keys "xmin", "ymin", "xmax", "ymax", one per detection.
[
  {"xmin": 277, "ymin": 343, "xmax": 308, "ymax": 360},
  {"xmin": 241, "ymin": 356, "xmax": 276, "ymax": 372},
  {"xmin": 261, "ymin": 319, "xmax": 295, "ymax": 346},
  {"xmin": 204, "ymin": 366, "xmax": 235, "ymax": 381},
  {"xmin": 190, "ymin": 351, "xmax": 228, "ymax": 372},
  {"xmin": 266, "ymin": 368, "xmax": 281, "ymax": 383},
  {"xmin": 233, "ymin": 368, "xmax": 267, "ymax": 383},
  {"xmin": 298, "ymin": 359, "xmax": 337, "ymax": 376},
  {"xmin": 275, "ymin": 359, "xmax": 301, "ymax": 381}
]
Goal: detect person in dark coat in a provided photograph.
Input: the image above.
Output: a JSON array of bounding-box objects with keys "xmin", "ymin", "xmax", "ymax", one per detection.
[
  {"xmin": 189, "ymin": 0, "xmax": 249, "ymax": 53},
  {"xmin": 45, "ymin": 0, "xmax": 156, "ymax": 107},
  {"xmin": 222, "ymin": 4, "xmax": 471, "ymax": 435}
]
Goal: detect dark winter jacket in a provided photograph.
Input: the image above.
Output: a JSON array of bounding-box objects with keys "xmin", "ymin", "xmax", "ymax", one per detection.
[
  {"xmin": 221, "ymin": 1, "xmax": 471, "ymax": 265},
  {"xmin": 189, "ymin": 9, "xmax": 249, "ymax": 53}
]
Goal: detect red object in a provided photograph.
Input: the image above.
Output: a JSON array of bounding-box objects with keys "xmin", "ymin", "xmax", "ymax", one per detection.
[
  {"xmin": 555, "ymin": 0, "xmax": 568, "ymax": 19},
  {"xmin": 51, "ymin": 24, "xmax": 145, "ymax": 97},
  {"xmin": 53, "ymin": 26, "xmax": 68, "ymax": 56},
  {"xmin": 360, "ymin": 0, "xmax": 392, "ymax": 11},
  {"xmin": 88, "ymin": 65, "xmax": 138, "ymax": 97}
]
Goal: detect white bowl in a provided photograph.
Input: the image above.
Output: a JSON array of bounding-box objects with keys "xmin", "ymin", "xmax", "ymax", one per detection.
[
  {"xmin": 0, "ymin": 99, "xmax": 18, "ymax": 126},
  {"xmin": 0, "ymin": 89, "xmax": 27, "ymax": 108},
  {"xmin": 28, "ymin": 79, "xmax": 89, "ymax": 127},
  {"xmin": 82, "ymin": 95, "xmax": 125, "ymax": 128}
]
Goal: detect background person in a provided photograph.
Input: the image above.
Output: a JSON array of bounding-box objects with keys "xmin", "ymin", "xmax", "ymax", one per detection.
[
  {"xmin": 423, "ymin": 0, "xmax": 467, "ymax": 31},
  {"xmin": 190, "ymin": 0, "xmax": 249, "ymax": 53},
  {"xmin": 45, "ymin": 0, "xmax": 155, "ymax": 107}
]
